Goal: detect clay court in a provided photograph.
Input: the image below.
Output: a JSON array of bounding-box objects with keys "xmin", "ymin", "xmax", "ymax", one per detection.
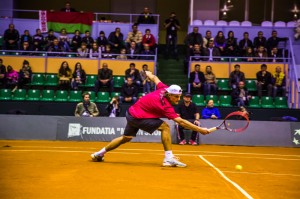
[{"xmin": 0, "ymin": 140, "xmax": 299, "ymax": 199}]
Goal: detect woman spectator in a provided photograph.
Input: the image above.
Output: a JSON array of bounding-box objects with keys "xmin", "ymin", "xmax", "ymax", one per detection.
[
  {"xmin": 71, "ymin": 62, "xmax": 86, "ymax": 90},
  {"xmin": 214, "ymin": 31, "xmax": 226, "ymax": 56},
  {"xmin": 5, "ymin": 65, "xmax": 18, "ymax": 90},
  {"xmin": 18, "ymin": 60, "xmax": 32, "ymax": 89},
  {"xmin": 203, "ymin": 65, "xmax": 217, "ymax": 97},
  {"xmin": 116, "ymin": 48, "xmax": 128, "ymax": 60},
  {"xmin": 58, "ymin": 61, "xmax": 72, "ymax": 90},
  {"xmin": 89, "ymin": 42, "xmax": 101, "ymax": 59},
  {"xmin": 225, "ymin": 31, "xmax": 238, "ymax": 57},
  {"xmin": 71, "ymin": 30, "xmax": 82, "ymax": 52},
  {"xmin": 243, "ymin": 47, "xmax": 255, "ymax": 62},
  {"xmin": 58, "ymin": 28, "xmax": 71, "ymax": 52},
  {"xmin": 102, "ymin": 45, "xmax": 114, "ymax": 59},
  {"xmin": 77, "ymin": 42, "xmax": 89, "ymax": 58}
]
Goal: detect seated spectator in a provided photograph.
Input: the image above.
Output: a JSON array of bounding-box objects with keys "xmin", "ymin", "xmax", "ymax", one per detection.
[
  {"xmin": 203, "ymin": 65, "xmax": 217, "ymax": 97},
  {"xmin": 140, "ymin": 64, "xmax": 152, "ymax": 93},
  {"xmin": 189, "ymin": 43, "xmax": 202, "ymax": 61},
  {"xmin": 18, "ymin": 60, "xmax": 32, "ymax": 89},
  {"xmin": 269, "ymin": 47, "xmax": 283, "ymax": 62},
  {"xmin": 97, "ymin": 31, "xmax": 109, "ymax": 53},
  {"xmin": 256, "ymin": 64, "xmax": 273, "ymax": 98},
  {"xmin": 231, "ymin": 81, "xmax": 251, "ymax": 107},
  {"xmin": 142, "ymin": 29, "xmax": 156, "ymax": 50},
  {"xmin": 48, "ymin": 38, "xmax": 65, "ymax": 56},
  {"xmin": 119, "ymin": 77, "xmax": 138, "ymax": 103},
  {"xmin": 214, "ymin": 31, "xmax": 226, "ymax": 56},
  {"xmin": 71, "ymin": 30, "xmax": 82, "ymax": 52},
  {"xmin": 238, "ymin": 32, "xmax": 253, "ymax": 56},
  {"xmin": 58, "ymin": 61, "xmax": 72, "ymax": 90},
  {"xmin": 77, "ymin": 42, "xmax": 89, "ymax": 58},
  {"xmin": 125, "ymin": 63, "xmax": 141, "ymax": 86},
  {"xmin": 20, "ymin": 30, "xmax": 33, "ymax": 49},
  {"xmin": 201, "ymin": 99, "xmax": 221, "ymax": 119},
  {"xmin": 5, "ymin": 65, "xmax": 18, "ymax": 90},
  {"xmin": 125, "ymin": 24, "xmax": 143, "ymax": 49},
  {"xmin": 60, "ymin": 2, "xmax": 77, "ymax": 12},
  {"xmin": 202, "ymin": 40, "xmax": 220, "ymax": 61},
  {"xmin": 75, "ymin": 92, "xmax": 99, "ymax": 117},
  {"xmin": 20, "ymin": 41, "xmax": 32, "ymax": 55},
  {"xmin": 225, "ymin": 31, "xmax": 239, "ymax": 57},
  {"xmin": 228, "ymin": 64, "xmax": 245, "ymax": 89},
  {"xmin": 243, "ymin": 47, "xmax": 255, "ymax": 62},
  {"xmin": 140, "ymin": 44, "xmax": 155, "ymax": 60},
  {"xmin": 0, "ymin": 59, "xmax": 7, "ymax": 86},
  {"xmin": 102, "ymin": 45, "xmax": 114, "ymax": 59},
  {"xmin": 44, "ymin": 29, "xmax": 57, "ymax": 50},
  {"xmin": 137, "ymin": 7, "xmax": 156, "ymax": 24},
  {"xmin": 184, "ymin": 27, "xmax": 203, "ymax": 52},
  {"xmin": 71, "ymin": 62, "xmax": 86, "ymax": 90},
  {"xmin": 58, "ymin": 28, "xmax": 71, "ymax": 52},
  {"xmin": 94, "ymin": 63, "xmax": 113, "ymax": 94},
  {"xmin": 3, "ymin": 24, "xmax": 20, "ymax": 50},
  {"xmin": 266, "ymin": 30, "xmax": 288, "ymax": 54},
  {"xmin": 126, "ymin": 41, "xmax": 140, "ymax": 59},
  {"xmin": 253, "ymin": 31, "xmax": 267, "ymax": 51},
  {"xmin": 272, "ymin": 66, "xmax": 286, "ymax": 98},
  {"xmin": 255, "ymin": 45, "xmax": 268, "ymax": 62},
  {"xmin": 106, "ymin": 96, "xmax": 121, "ymax": 117},
  {"xmin": 89, "ymin": 42, "xmax": 101, "ymax": 59},
  {"xmin": 202, "ymin": 30, "xmax": 214, "ymax": 49},
  {"xmin": 108, "ymin": 27, "xmax": 124, "ymax": 53},
  {"xmin": 116, "ymin": 48, "xmax": 127, "ymax": 60},
  {"xmin": 189, "ymin": 64, "xmax": 205, "ymax": 94},
  {"xmin": 32, "ymin": 28, "xmax": 44, "ymax": 51},
  {"xmin": 81, "ymin": 30, "xmax": 94, "ymax": 49}
]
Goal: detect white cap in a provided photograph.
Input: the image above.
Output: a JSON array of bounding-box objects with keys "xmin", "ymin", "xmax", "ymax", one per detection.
[{"xmin": 165, "ymin": 85, "xmax": 182, "ymax": 95}]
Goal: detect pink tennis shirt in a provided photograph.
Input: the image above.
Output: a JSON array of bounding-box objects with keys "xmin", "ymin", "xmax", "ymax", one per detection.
[{"xmin": 129, "ymin": 82, "xmax": 179, "ymax": 120}]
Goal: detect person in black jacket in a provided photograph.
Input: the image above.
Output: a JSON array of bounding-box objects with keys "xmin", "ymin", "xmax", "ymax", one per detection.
[
  {"xmin": 119, "ymin": 77, "xmax": 138, "ymax": 103},
  {"xmin": 228, "ymin": 64, "xmax": 245, "ymax": 89},
  {"xmin": 256, "ymin": 64, "xmax": 273, "ymax": 98},
  {"xmin": 71, "ymin": 62, "xmax": 86, "ymax": 90},
  {"xmin": 125, "ymin": 63, "xmax": 141, "ymax": 86},
  {"xmin": 106, "ymin": 96, "xmax": 121, "ymax": 117},
  {"xmin": 189, "ymin": 64, "xmax": 205, "ymax": 94},
  {"xmin": 231, "ymin": 81, "xmax": 251, "ymax": 107},
  {"xmin": 137, "ymin": 7, "xmax": 156, "ymax": 24}
]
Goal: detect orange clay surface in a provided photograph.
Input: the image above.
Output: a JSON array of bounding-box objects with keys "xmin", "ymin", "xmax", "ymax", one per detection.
[{"xmin": 0, "ymin": 140, "xmax": 299, "ymax": 199}]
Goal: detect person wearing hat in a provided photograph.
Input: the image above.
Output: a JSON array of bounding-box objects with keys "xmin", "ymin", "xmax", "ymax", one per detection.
[
  {"xmin": 91, "ymin": 71, "xmax": 210, "ymax": 167},
  {"xmin": 176, "ymin": 92, "xmax": 200, "ymax": 145}
]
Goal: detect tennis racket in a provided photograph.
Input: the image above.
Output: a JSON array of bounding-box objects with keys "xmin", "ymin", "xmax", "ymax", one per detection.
[{"xmin": 208, "ymin": 111, "xmax": 250, "ymax": 133}]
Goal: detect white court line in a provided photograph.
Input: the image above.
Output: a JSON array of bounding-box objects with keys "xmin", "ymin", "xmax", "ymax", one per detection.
[
  {"xmin": 199, "ymin": 155, "xmax": 254, "ymax": 199},
  {"xmin": 198, "ymin": 154, "xmax": 300, "ymax": 161},
  {"xmin": 222, "ymin": 171, "xmax": 300, "ymax": 177}
]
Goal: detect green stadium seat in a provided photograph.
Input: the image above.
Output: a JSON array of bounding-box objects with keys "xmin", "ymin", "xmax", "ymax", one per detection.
[
  {"xmin": 87, "ymin": 91, "xmax": 96, "ymax": 102},
  {"xmin": 55, "ymin": 90, "xmax": 69, "ymax": 102},
  {"xmin": 274, "ymin": 97, "xmax": 288, "ymax": 108},
  {"xmin": 245, "ymin": 80, "xmax": 257, "ymax": 92},
  {"xmin": 249, "ymin": 96, "xmax": 261, "ymax": 108},
  {"xmin": 231, "ymin": 58, "xmax": 242, "ymax": 62},
  {"xmin": 68, "ymin": 90, "xmax": 82, "ymax": 102},
  {"xmin": 30, "ymin": 73, "xmax": 45, "ymax": 86},
  {"xmin": 0, "ymin": 89, "xmax": 12, "ymax": 100},
  {"xmin": 80, "ymin": 75, "xmax": 97, "ymax": 88},
  {"xmin": 113, "ymin": 76, "xmax": 125, "ymax": 88},
  {"xmin": 220, "ymin": 57, "xmax": 229, "ymax": 62},
  {"xmin": 219, "ymin": 95, "xmax": 232, "ymax": 107},
  {"xmin": 26, "ymin": 89, "xmax": 41, "ymax": 101},
  {"xmin": 111, "ymin": 92, "xmax": 121, "ymax": 98},
  {"xmin": 217, "ymin": 79, "xmax": 230, "ymax": 91},
  {"xmin": 41, "ymin": 89, "xmax": 55, "ymax": 101},
  {"xmin": 192, "ymin": 94, "xmax": 205, "ymax": 106},
  {"xmin": 45, "ymin": 74, "xmax": 59, "ymax": 86},
  {"xmin": 205, "ymin": 95, "xmax": 219, "ymax": 106},
  {"xmin": 12, "ymin": 89, "xmax": 27, "ymax": 100},
  {"xmin": 0, "ymin": 36, "xmax": 3, "ymax": 47},
  {"xmin": 96, "ymin": 92, "xmax": 110, "ymax": 103},
  {"xmin": 261, "ymin": 96, "xmax": 274, "ymax": 108}
]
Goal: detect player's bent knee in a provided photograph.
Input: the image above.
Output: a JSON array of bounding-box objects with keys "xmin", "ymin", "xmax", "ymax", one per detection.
[{"xmin": 121, "ymin": 136, "xmax": 133, "ymax": 143}]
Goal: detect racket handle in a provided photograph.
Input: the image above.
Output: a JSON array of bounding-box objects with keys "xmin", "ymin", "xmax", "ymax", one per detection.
[{"xmin": 208, "ymin": 127, "xmax": 218, "ymax": 132}]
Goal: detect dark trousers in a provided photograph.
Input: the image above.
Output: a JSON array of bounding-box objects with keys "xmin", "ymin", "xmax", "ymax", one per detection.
[
  {"xmin": 94, "ymin": 80, "xmax": 113, "ymax": 93},
  {"xmin": 165, "ymin": 35, "xmax": 178, "ymax": 58}
]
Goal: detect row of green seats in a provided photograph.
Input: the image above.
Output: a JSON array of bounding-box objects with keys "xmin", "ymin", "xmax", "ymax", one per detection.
[{"xmin": 216, "ymin": 79, "xmax": 257, "ymax": 92}]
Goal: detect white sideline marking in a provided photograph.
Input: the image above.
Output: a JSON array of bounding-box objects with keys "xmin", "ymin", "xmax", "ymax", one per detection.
[
  {"xmin": 222, "ymin": 171, "xmax": 300, "ymax": 177},
  {"xmin": 199, "ymin": 155, "xmax": 254, "ymax": 199}
]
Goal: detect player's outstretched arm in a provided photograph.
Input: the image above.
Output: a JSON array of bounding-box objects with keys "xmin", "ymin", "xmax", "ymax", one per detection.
[
  {"xmin": 173, "ymin": 117, "xmax": 210, "ymax": 135},
  {"xmin": 145, "ymin": 71, "xmax": 161, "ymax": 86}
]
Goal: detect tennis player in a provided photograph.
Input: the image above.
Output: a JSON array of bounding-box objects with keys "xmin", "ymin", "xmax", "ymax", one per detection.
[{"xmin": 91, "ymin": 71, "xmax": 210, "ymax": 167}]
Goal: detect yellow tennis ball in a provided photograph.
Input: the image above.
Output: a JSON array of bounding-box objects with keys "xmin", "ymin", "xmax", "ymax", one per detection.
[
  {"xmin": 235, "ymin": 165, "xmax": 243, "ymax": 171},
  {"xmin": 227, "ymin": 122, "xmax": 230, "ymax": 126}
]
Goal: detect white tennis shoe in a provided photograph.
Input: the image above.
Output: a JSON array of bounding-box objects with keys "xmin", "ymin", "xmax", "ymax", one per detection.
[
  {"xmin": 91, "ymin": 153, "xmax": 104, "ymax": 162},
  {"xmin": 162, "ymin": 157, "xmax": 187, "ymax": 167}
]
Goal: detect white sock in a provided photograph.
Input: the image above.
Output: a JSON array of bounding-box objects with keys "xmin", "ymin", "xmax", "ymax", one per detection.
[
  {"xmin": 94, "ymin": 148, "xmax": 106, "ymax": 156},
  {"xmin": 165, "ymin": 150, "xmax": 173, "ymax": 159}
]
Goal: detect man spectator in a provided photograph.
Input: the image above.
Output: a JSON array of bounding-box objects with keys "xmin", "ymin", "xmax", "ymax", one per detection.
[
  {"xmin": 96, "ymin": 31, "xmax": 109, "ymax": 53},
  {"xmin": 140, "ymin": 44, "xmax": 155, "ymax": 60},
  {"xmin": 20, "ymin": 30, "xmax": 33, "ymax": 49},
  {"xmin": 142, "ymin": 29, "xmax": 156, "ymax": 50},
  {"xmin": 139, "ymin": 64, "xmax": 152, "ymax": 94},
  {"xmin": 125, "ymin": 63, "xmax": 141, "ymax": 86},
  {"xmin": 44, "ymin": 29, "xmax": 57, "ymax": 51},
  {"xmin": 266, "ymin": 30, "xmax": 288, "ymax": 53},
  {"xmin": 32, "ymin": 29, "xmax": 44, "ymax": 51},
  {"xmin": 125, "ymin": 24, "xmax": 143, "ymax": 49},
  {"xmin": 108, "ymin": 27, "xmax": 124, "ymax": 53},
  {"xmin": 0, "ymin": 59, "xmax": 6, "ymax": 87},
  {"xmin": 164, "ymin": 12, "xmax": 181, "ymax": 60},
  {"xmin": 94, "ymin": 63, "xmax": 113, "ymax": 94},
  {"xmin": 203, "ymin": 65, "xmax": 217, "ymax": 97},
  {"xmin": 3, "ymin": 24, "xmax": 20, "ymax": 50},
  {"xmin": 81, "ymin": 30, "xmax": 94, "ymax": 49},
  {"xmin": 272, "ymin": 66, "xmax": 286, "ymax": 98},
  {"xmin": 201, "ymin": 99, "xmax": 221, "ymax": 119},
  {"xmin": 20, "ymin": 41, "xmax": 32, "ymax": 55},
  {"xmin": 231, "ymin": 81, "xmax": 251, "ymax": 107},
  {"xmin": 119, "ymin": 77, "xmax": 138, "ymax": 103},
  {"xmin": 228, "ymin": 64, "xmax": 245, "ymax": 89},
  {"xmin": 255, "ymin": 45, "xmax": 268, "ymax": 62},
  {"xmin": 75, "ymin": 92, "xmax": 99, "ymax": 117},
  {"xmin": 256, "ymin": 64, "xmax": 273, "ymax": 98},
  {"xmin": 238, "ymin": 32, "xmax": 253, "ymax": 56},
  {"xmin": 106, "ymin": 97, "xmax": 121, "ymax": 117},
  {"xmin": 269, "ymin": 47, "xmax": 283, "ymax": 62},
  {"xmin": 189, "ymin": 64, "xmax": 205, "ymax": 94},
  {"xmin": 253, "ymin": 31, "xmax": 267, "ymax": 51},
  {"xmin": 137, "ymin": 7, "xmax": 156, "ymax": 24},
  {"xmin": 60, "ymin": 2, "xmax": 77, "ymax": 12},
  {"xmin": 202, "ymin": 40, "xmax": 220, "ymax": 61},
  {"xmin": 202, "ymin": 30, "xmax": 214, "ymax": 49},
  {"xmin": 47, "ymin": 38, "xmax": 65, "ymax": 56},
  {"xmin": 126, "ymin": 41, "xmax": 140, "ymax": 60},
  {"xmin": 176, "ymin": 92, "xmax": 200, "ymax": 145},
  {"xmin": 184, "ymin": 27, "xmax": 203, "ymax": 51}
]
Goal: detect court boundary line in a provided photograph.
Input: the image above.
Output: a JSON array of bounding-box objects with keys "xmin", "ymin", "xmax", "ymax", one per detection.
[{"xmin": 198, "ymin": 155, "xmax": 254, "ymax": 199}]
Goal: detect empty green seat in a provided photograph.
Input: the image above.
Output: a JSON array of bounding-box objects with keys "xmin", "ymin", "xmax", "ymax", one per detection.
[
  {"xmin": 45, "ymin": 74, "xmax": 58, "ymax": 86},
  {"xmin": 69, "ymin": 90, "xmax": 82, "ymax": 102},
  {"xmin": 245, "ymin": 80, "xmax": 257, "ymax": 92},
  {"xmin": 217, "ymin": 79, "xmax": 230, "ymax": 91},
  {"xmin": 41, "ymin": 89, "xmax": 55, "ymax": 101},
  {"xmin": 205, "ymin": 95, "xmax": 219, "ymax": 106},
  {"xmin": 87, "ymin": 91, "xmax": 96, "ymax": 102},
  {"xmin": 113, "ymin": 76, "xmax": 125, "ymax": 88},
  {"xmin": 27, "ymin": 89, "xmax": 41, "ymax": 101},
  {"xmin": 96, "ymin": 92, "xmax": 110, "ymax": 103},
  {"xmin": 274, "ymin": 97, "xmax": 288, "ymax": 108},
  {"xmin": 249, "ymin": 96, "xmax": 261, "ymax": 108},
  {"xmin": 55, "ymin": 90, "xmax": 68, "ymax": 102},
  {"xmin": 220, "ymin": 57, "xmax": 229, "ymax": 62},
  {"xmin": 30, "ymin": 74, "xmax": 45, "ymax": 86},
  {"xmin": 192, "ymin": 94, "xmax": 205, "ymax": 106},
  {"xmin": 231, "ymin": 58, "xmax": 242, "ymax": 62},
  {"xmin": 0, "ymin": 89, "xmax": 12, "ymax": 100},
  {"xmin": 111, "ymin": 92, "xmax": 121, "ymax": 98},
  {"xmin": 12, "ymin": 89, "xmax": 27, "ymax": 100},
  {"xmin": 81, "ymin": 75, "xmax": 97, "ymax": 88},
  {"xmin": 261, "ymin": 96, "xmax": 274, "ymax": 108},
  {"xmin": 219, "ymin": 95, "xmax": 232, "ymax": 107}
]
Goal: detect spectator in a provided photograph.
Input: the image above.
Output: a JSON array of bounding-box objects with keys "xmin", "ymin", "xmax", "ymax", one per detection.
[
  {"xmin": 203, "ymin": 40, "xmax": 220, "ymax": 61},
  {"xmin": 142, "ymin": 29, "xmax": 156, "ymax": 50},
  {"xmin": 18, "ymin": 60, "xmax": 32, "ymax": 89},
  {"xmin": 214, "ymin": 31, "xmax": 226, "ymax": 56},
  {"xmin": 48, "ymin": 38, "xmax": 65, "ymax": 56},
  {"xmin": 119, "ymin": 77, "xmax": 138, "ymax": 103},
  {"xmin": 201, "ymin": 99, "xmax": 221, "ymax": 119},
  {"xmin": 126, "ymin": 41, "xmax": 140, "ymax": 59},
  {"xmin": 32, "ymin": 28, "xmax": 44, "ymax": 51},
  {"xmin": 71, "ymin": 30, "xmax": 82, "ymax": 52},
  {"xmin": 253, "ymin": 31, "xmax": 267, "ymax": 51},
  {"xmin": 228, "ymin": 64, "xmax": 245, "ymax": 89},
  {"xmin": 176, "ymin": 92, "xmax": 200, "ymax": 145},
  {"xmin": 89, "ymin": 42, "xmax": 101, "ymax": 59},
  {"xmin": 202, "ymin": 30, "xmax": 214, "ymax": 49},
  {"xmin": 137, "ymin": 7, "xmax": 156, "ymax": 24},
  {"xmin": 5, "ymin": 65, "xmax": 18, "ymax": 90},
  {"xmin": 203, "ymin": 65, "xmax": 217, "ymax": 97},
  {"xmin": 20, "ymin": 30, "xmax": 33, "ymax": 49},
  {"xmin": 140, "ymin": 44, "xmax": 155, "ymax": 60},
  {"xmin": 106, "ymin": 96, "xmax": 121, "ymax": 117},
  {"xmin": 58, "ymin": 28, "xmax": 71, "ymax": 52},
  {"xmin": 97, "ymin": 31, "xmax": 109, "ymax": 53},
  {"xmin": 125, "ymin": 24, "xmax": 143, "ymax": 49},
  {"xmin": 164, "ymin": 12, "xmax": 181, "ymax": 60},
  {"xmin": 116, "ymin": 48, "xmax": 127, "ymax": 60},
  {"xmin": 189, "ymin": 43, "xmax": 202, "ymax": 61},
  {"xmin": 140, "ymin": 64, "xmax": 152, "ymax": 94},
  {"xmin": 231, "ymin": 81, "xmax": 251, "ymax": 107},
  {"xmin": 75, "ymin": 92, "xmax": 99, "ymax": 117},
  {"xmin": 81, "ymin": 30, "xmax": 94, "ymax": 49},
  {"xmin": 44, "ymin": 29, "xmax": 57, "ymax": 50},
  {"xmin": 0, "ymin": 59, "xmax": 6, "ymax": 86},
  {"xmin": 184, "ymin": 27, "xmax": 203, "ymax": 51},
  {"xmin": 125, "ymin": 63, "xmax": 141, "ymax": 86},
  {"xmin": 225, "ymin": 31, "xmax": 239, "ymax": 57},
  {"xmin": 243, "ymin": 47, "xmax": 255, "ymax": 62},
  {"xmin": 272, "ymin": 66, "xmax": 286, "ymax": 98},
  {"xmin": 71, "ymin": 62, "xmax": 86, "ymax": 90},
  {"xmin": 256, "ymin": 64, "xmax": 273, "ymax": 98},
  {"xmin": 108, "ymin": 27, "xmax": 124, "ymax": 53},
  {"xmin": 20, "ymin": 41, "xmax": 32, "ymax": 55},
  {"xmin": 58, "ymin": 61, "xmax": 72, "ymax": 90},
  {"xmin": 255, "ymin": 45, "xmax": 268, "ymax": 62},
  {"xmin": 102, "ymin": 45, "xmax": 114, "ymax": 59},
  {"xmin": 60, "ymin": 2, "xmax": 77, "ymax": 12},
  {"xmin": 238, "ymin": 32, "xmax": 253, "ymax": 56},
  {"xmin": 77, "ymin": 42, "xmax": 89, "ymax": 58},
  {"xmin": 266, "ymin": 30, "xmax": 288, "ymax": 53},
  {"xmin": 94, "ymin": 63, "xmax": 113, "ymax": 94},
  {"xmin": 269, "ymin": 47, "xmax": 283, "ymax": 62},
  {"xmin": 189, "ymin": 64, "xmax": 205, "ymax": 94},
  {"xmin": 3, "ymin": 24, "xmax": 20, "ymax": 50}
]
